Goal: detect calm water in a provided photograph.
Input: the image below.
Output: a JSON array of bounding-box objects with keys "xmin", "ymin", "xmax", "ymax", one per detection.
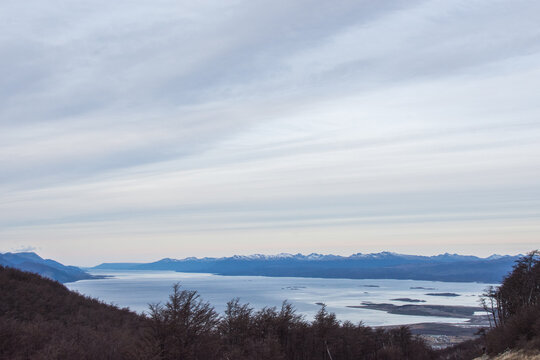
[{"xmin": 67, "ymin": 270, "xmax": 493, "ymax": 326}]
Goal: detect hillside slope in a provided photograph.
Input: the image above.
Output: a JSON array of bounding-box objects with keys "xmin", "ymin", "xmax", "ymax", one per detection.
[{"xmin": 0, "ymin": 265, "xmax": 152, "ymax": 359}]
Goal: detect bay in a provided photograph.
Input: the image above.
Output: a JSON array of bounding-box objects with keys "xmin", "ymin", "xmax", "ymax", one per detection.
[{"xmin": 67, "ymin": 270, "xmax": 493, "ymax": 326}]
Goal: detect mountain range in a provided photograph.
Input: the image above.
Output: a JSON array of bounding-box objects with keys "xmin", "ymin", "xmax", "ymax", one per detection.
[
  {"xmin": 0, "ymin": 252, "xmax": 94, "ymax": 283},
  {"xmin": 94, "ymin": 251, "xmax": 521, "ymax": 283}
]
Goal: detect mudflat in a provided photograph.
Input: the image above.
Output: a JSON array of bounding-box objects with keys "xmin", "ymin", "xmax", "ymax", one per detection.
[{"xmin": 347, "ymin": 302, "xmax": 483, "ymax": 318}]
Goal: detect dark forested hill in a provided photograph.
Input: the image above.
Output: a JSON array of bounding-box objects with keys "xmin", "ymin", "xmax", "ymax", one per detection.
[
  {"xmin": 0, "ymin": 265, "xmax": 152, "ymax": 359},
  {"xmin": 0, "ymin": 252, "xmax": 94, "ymax": 283},
  {"xmin": 94, "ymin": 252, "xmax": 519, "ymax": 283}
]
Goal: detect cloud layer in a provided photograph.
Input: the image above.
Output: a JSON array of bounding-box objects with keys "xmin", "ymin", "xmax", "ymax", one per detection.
[{"xmin": 1, "ymin": 0, "xmax": 540, "ymax": 265}]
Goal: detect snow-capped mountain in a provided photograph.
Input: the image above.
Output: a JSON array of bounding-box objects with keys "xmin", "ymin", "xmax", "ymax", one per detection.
[{"xmin": 93, "ymin": 251, "xmax": 521, "ymax": 283}]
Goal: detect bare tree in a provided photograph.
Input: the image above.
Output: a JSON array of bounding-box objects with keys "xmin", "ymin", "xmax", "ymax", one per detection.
[{"xmin": 148, "ymin": 283, "xmax": 219, "ymax": 359}]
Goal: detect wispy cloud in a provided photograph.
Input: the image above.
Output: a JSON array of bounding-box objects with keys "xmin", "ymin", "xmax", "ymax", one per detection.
[
  {"xmin": 1, "ymin": 0, "xmax": 539, "ymax": 264},
  {"xmin": 9, "ymin": 245, "xmax": 40, "ymax": 253}
]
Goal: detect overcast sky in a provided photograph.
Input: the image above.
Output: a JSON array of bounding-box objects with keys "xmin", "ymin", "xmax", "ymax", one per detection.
[{"xmin": 1, "ymin": 0, "xmax": 539, "ymax": 265}]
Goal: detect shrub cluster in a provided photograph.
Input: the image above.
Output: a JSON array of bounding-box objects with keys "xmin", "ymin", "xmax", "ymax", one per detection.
[{"xmin": 147, "ymin": 284, "xmax": 433, "ymax": 359}]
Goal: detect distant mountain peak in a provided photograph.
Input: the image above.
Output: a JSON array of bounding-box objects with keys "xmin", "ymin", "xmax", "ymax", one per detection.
[
  {"xmin": 4, "ymin": 251, "xmax": 43, "ymax": 261},
  {"xmin": 147, "ymin": 251, "xmax": 515, "ymax": 263},
  {"xmin": 486, "ymin": 254, "xmax": 508, "ymax": 260}
]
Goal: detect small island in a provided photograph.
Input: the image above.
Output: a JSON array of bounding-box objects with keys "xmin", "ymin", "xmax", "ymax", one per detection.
[
  {"xmin": 391, "ymin": 298, "xmax": 427, "ymax": 303},
  {"xmin": 425, "ymin": 292, "xmax": 460, "ymax": 297}
]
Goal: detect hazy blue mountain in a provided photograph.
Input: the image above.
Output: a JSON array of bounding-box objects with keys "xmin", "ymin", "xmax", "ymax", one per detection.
[
  {"xmin": 93, "ymin": 252, "xmax": 520, "ymax": 283},
  {"xmin": 0, "ymin": 252, "xmax": 94, "ymax": 283}
]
